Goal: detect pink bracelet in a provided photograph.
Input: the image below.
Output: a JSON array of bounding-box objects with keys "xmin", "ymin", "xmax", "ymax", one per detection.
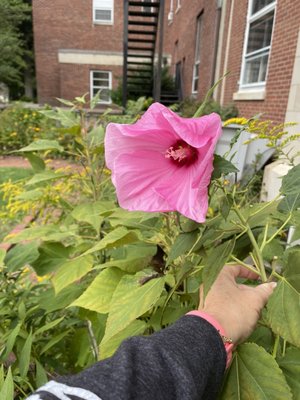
[{"xmin": 186, "ymin": 310, "xmax": 234, "ymax": 368}]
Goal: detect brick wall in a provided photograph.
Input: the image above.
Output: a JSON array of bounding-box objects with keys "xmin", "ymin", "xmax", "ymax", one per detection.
[
  {"xmin": 32, "ymin": 0, "xmax": 123, "ymax": 104},
  {"xmin": 164, "ymin": 0, "xmax": 219, "ymax": 100},
  {"xmin": 217, "ymin": 0, "xmax": 300, "ymax": 124},
  {"xmin": 59, "ymin": 63, "xmax": 122, "ymax": 101}
]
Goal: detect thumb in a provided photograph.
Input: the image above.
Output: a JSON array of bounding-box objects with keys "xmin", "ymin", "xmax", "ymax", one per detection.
[{"xmin": 254, "ymin": 282, "xmax": 277, "ymax": 307}]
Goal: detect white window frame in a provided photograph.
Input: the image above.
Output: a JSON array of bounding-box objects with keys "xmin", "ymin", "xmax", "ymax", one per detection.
[
  {"xmin": 90, "ymin": 70, "xmax": 112, "ymax": 104},
  {"xmin": 239, "ymin": 0, "xmax": 276, "ymax": 91},
  {"xmin": 93, "ymin": 0, "xmax": 114, "ymax": 25},
  {"xmin": 192, "ymin": 14, "xmax": 203, "ymax": 94}
]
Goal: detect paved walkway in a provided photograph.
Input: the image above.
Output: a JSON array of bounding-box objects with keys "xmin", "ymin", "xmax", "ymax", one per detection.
[{"xmin": 0, "ymin": 156, "xmax": 78, "ymax": 170}]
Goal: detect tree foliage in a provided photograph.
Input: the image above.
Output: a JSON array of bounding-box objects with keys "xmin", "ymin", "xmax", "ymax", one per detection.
[{"xmin": 0, "ymin": 0, "xmax": 31, "ymax": 88}]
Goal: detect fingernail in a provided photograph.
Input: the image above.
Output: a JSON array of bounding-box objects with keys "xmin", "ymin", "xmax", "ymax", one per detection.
[{"xmin": 270, "ymin": 282, "xmax": 277, "ymax": 289}]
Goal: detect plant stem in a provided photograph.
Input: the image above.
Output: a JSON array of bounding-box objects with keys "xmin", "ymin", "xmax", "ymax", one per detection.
[
  {"xmin": 264, "ymin": 213, "xmax": 292, "ymax": 246},
  {"xmin": 272, "ymin": 334, "xmax": 280, "ymax": 358},
  {"xmin": 282, "ymin": 339, "xmax": 287, "ymax": 357},
  {"xmin": 193, "ymin": 72, "xmax": 230, "ymax": 117},
  {"xmin": 86, "ymin": 319, "xmax": 99, "ymax": 361},
  {"xmin": 259, "ymin": 223, "xmax": 269, "ymax": 251},
  {"xmin": 229, "ymin": 256, "xmax": 260, "ymax": 276},
  {"xmin": 233, "ymin": 205, "xmax": 267, "ymax": 282}
]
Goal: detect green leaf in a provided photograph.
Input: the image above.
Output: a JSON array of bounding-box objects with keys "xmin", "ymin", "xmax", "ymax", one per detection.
[
  {"xmin": 71, "ymin": 268, "xmax": 125, "ymax": 313},
  {"xmin": 5, "ymin": 224, "xmax": 77, "ymax": 244},
  {"xmin": 56, "ymin": 97, "xmax": 75, "ymax": 106},
  {"xmin": 261, "ymin": 239, "xmax": 284, "ymax": 263},
  {"xmin": 31, "ymin": 242, "xmax": 72, "ymax": 276},
  {"xmin": 35, "ymin": 359, "xmax": 48, "ymax": 387},
  {"xmin": 39, "ymin": 285, "xmax": 84, "ymax": 313},
  {"xmin": 100, "ymin": 320, "xmax": 146, "ymax": 360},
  {"xmin": 4, "ymin": 242, "xmax": 39, "ymax": 272},
  {"xmin": 87, "ymin": 126, "xmax": 105, "ymax": 148},
  {"xmin": 34, "ymin": 317, "xmax": 64, "ymax": 336},
  {"xmin": 16, "ymin": 139, "xmax": 63, "ymax": 153},
  {"xmin": 0, "ymin": 323, "xmax": 21, "ymax": 362},
  {"xmin": 284, "ymin": 249, "xmax": 300, "ymax": 291},
  {"xmin": 266, "ymin": 280, "xmax": 300, "ymax": 347},
  {"xmin": 0, "ymin": 365, "xmax": 4, "ymax": 388},
  {"xmin": 103, "ymin": 274, "xmax": 165, "ymax": 341},
  {"xmin": 82, "ymin": 227, "xmax": 140, "ymax": 256},
  {"xmin": 167, "ymin": 231, "xmax": 199, "ymax": 265},
  {"xmin": 0, "ymin": 249, "xmax": 6, "ymax": 268},
  {"xmin": 71, "ymin": 202, "xmax": 105, "ymax": 233},
  {"xmin": 109, "ymin": 209, "xmax": 160, "ymax": 229},
  {"xmin": 280, "ymin": 164, "xmax": 300, "ymax": 195},
  {"xmin": 212, "ymin": 154, "xmax": 239, "ymax": 179},
  {"xmin": 278, "ymin": 193, "xmax": 300, "ymax": 213},
  {"xmin": 23, "ymin": 153, "xmax": 46, "ymax": 172},
  {"xmin": 202, "ymin": 238, "xmax": 236, "ymax": 298},
  {"xmin": 278, "ymin": 348, "xmax": 300, "ymax": 400},
  {"xmin": 222, "ymin": 343, "xmax": 292, "ymax": 400},
  {"xmin": 16, "ymin": 189, "xmax": 43, "ymax": 202},
  {"xmin": 19, "ymin": 331, "xmax": 33, "ymax": 378},
  {"xmin": 0, "ymin": 367, "xmax": 14, "ymax": 400},
  {"xmin": 41, "ymin": 109, "xmax": 80, "ymax": 128},
  {"xmin": 105, "ymin": 243, "xmax": 157, "ymax": 273},
  {"xmin": 52, "ymin": 255, "xmax": 94, "ymax": 294},
  {"xmin": 25, "ymin": 170, "xmax": 68, "ymax": 186},
  {"xmin": 220, "ymin": 194, "xmax": 233, "ymax": 220},
  {"xmin": 90, "ymin": 91, "xmax": 102, "ymax": 109},
  {"xmin": 40, "ymin": 331, "xmax": 70, "ymax": 355}
]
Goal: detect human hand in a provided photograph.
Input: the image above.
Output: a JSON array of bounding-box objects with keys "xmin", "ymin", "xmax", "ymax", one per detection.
[{"xmin": 198, "ymin": 265, "xmax": 277, "ymax": 343}]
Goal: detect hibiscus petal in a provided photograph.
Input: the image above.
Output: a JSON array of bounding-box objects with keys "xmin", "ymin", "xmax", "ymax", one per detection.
[
  {"xmin": 105, "ymin": 115, "xmax": 177, "ymax": 171},
  {"xmin": 113, "ymin": 150, "xmax": 177, "ymax": 212},
  {"xmin": 160, "ymin": 106, "xmax": 222, "ymax": 148},
  {"xmin": 155, "ymin": 164, "xmax": 209, "ymax": 223}
]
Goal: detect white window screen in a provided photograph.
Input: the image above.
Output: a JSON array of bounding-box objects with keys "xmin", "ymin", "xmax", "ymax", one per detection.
[
  {"xmin": 91, "ymin": 71, "xmax": 112, "ymax": 104},
  {"xmin": 241, "ymin": 0, "xmax": 276, "ymax": 88},
  {"xmin": 93, "ymin": 0, "xmax": 113, "ymax": 23}
]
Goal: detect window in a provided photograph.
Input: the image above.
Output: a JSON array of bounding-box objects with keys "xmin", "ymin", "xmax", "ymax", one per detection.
[
  {"xmin": 240, "ymin": 0, "xmax": 276, "ymax": 89},
  {"xmin": 93, "ymin": 0, "xmax": 113, "ymax": 24},
  {"xmin": 192, "ymin": 14, "xmax": 203, "ymax": 93},
  {"xmin": 90, "ymin": 71, "xmax": 112, "ymax": 104}
]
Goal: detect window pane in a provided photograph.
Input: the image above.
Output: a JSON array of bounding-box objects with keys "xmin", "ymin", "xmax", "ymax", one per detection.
[
  {"xmin": 93, "ymin": 72, "xmax": 109, "ymax": 80},
  {"xmin": 99, "ymin": 89, "xmax": 110, "ymax": 102},
  {"xmin": 247, "ymin": 11, "xmax": 274, "ymax": 54},
  {"xmin": 93, "ymin": 79, "xmax": 109, "ymax": 87},
  {"xmin": 193, "ymin": 78, "xmax": 198, "ymax": 92},
  {"xmin": 93, "ymin": 88, "xmax": 110, "ymax": 102},
  {"xmin": 252, "ymin": 0, "xmax": 274, "ymax": 15},
  {"xmin": 95, "ymin": 9, "xmax": 112, "ymax": 21},
  {"xmin": 243, "ymin": 53, "xmax": 268, "ymax": 84},
  {"xmin": 194, "ymin": 15, "xmax": 203, "ymax": 63}
]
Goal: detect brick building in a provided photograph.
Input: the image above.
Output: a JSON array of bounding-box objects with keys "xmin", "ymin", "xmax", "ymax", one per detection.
[
  {"xmin": 32, "ymin": 0, "xmax": 124, "ymax": 105},
  {"xmin": 33, "ymin": 0, "xmax": 300, "ymax": 127},
  {"xmin": 164, "ymin": 0, "xmax": 300, "ymax": 124}
]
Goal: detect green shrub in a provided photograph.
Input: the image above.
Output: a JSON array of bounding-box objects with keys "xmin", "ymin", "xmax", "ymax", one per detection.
[
  {"xmin": 0, "ymin": 95, "xmax": 299, "ymax": 399},
  {"xmin": 0, "ymin": 104, "xmax": 57, "ymax": 154},
  {"xmin": 180, "ymin": 97, "xmax": 239, "ymax": 120}
]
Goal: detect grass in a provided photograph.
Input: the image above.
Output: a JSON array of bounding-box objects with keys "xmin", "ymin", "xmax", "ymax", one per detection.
[{"xmin": 0, "ymin": 167, "xmax": 33, "ymax": 241}]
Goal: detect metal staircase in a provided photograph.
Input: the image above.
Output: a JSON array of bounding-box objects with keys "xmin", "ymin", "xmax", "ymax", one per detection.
[{"xmin": 122, "ymin": 0, "xmax": 165, "ymax": 109}]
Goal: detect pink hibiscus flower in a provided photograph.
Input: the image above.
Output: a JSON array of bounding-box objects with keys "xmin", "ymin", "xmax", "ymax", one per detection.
[{"xmin": 105, "ymin": 102, "xmax": 222, "ymax": 223}]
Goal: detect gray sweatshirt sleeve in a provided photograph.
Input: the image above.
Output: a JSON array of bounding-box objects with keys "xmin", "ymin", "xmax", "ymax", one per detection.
[{"xmin": 26, "ymin": 315, "xmax": 227, "ymax": 400}]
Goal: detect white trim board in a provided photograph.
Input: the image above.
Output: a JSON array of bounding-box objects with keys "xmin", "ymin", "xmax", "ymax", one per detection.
[{"xmin": 58, "ymin": 51, "xmax": 123, "ymax": 66}]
